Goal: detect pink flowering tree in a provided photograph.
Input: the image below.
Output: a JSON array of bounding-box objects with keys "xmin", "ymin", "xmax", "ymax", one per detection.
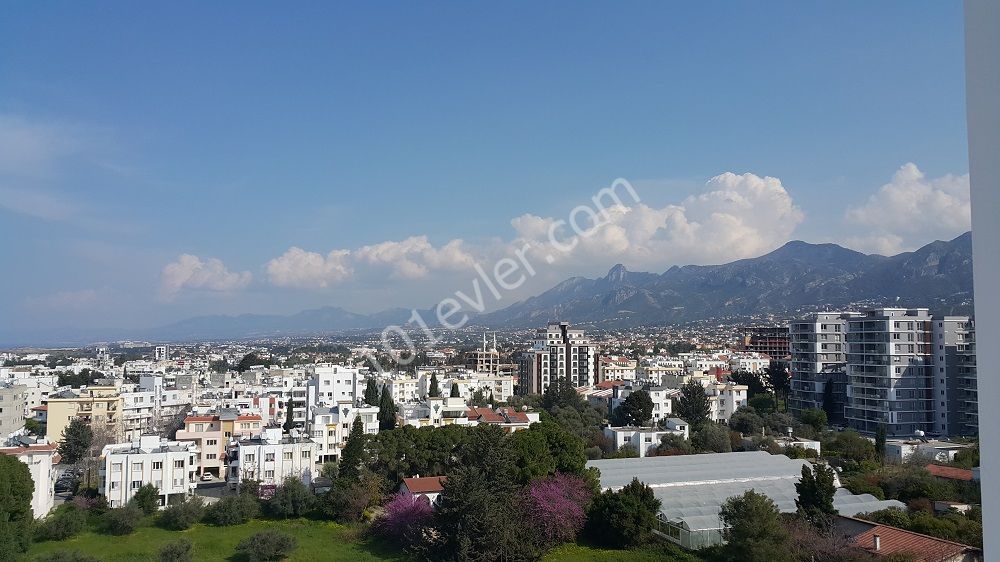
[
  {"xmin": 522, "ymin": 473, "xmax": 593, "ymax": 547},
  {"xmin": 376, "ymin": 492, "xmax": 433, "ymax": 548}
]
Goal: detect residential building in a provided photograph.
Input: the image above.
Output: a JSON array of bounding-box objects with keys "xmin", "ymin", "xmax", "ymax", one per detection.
[
  {"xmin": 174, "ymin": 411, "xmax": 262, "ymax": 477},
  {"xmin": 154, "ymin": 345, "xmax": 170, "ymax": 362},
  {"xmin": 603, "ymin": 419, "xmax": 689, "ymax": 457},
  {"xmin": 788, "ymin": 312, "xmax": 860, "ymax": 420},
  {"xmin": 465, "ymin": 406, "xmax": 538, "ymax": 432},
  {"xmin": 518, "ymin": 322, "xmax": 598, "ymax": 394},
  {"xmin": 0, "ymin": 383, "xmax": 28, "ymax": 441},
  {"xmin": 399, "ymin": 396, "xmax": 470, "ymax": 428},
  {"xmin": 608, "ymin": 383, "xmax": 673, "ymax": 425},
  {"xmin": 600, "ymin": 356, "xmax": 638, "ymax": 381},
  {"xmin": 305, "ymin": 364, "xmax": 361, "ymax": 409},
  {"xmin": 45, "ymin": 386, "xmax": 123, "ymax": 444},
  {"xmin": 844, "ymin": 308, "xmax": 935, "ymax": 436},
  {"xmin": 704, "ymin": 382, "xmax": 748, "ymax": 423},
  {"xmin": 464, "ymin": 333, "xmax": 501, "ymax": 374},
  {"xmin": 884, "ymin": 439, "xmax": 972, "ymax": 464},
  {"xmin": 229, "ymin": 427, "xmax": 318, "ymax": 491},
  {"xmin": 308, "ymin": 401, "xmax": 379, "ymax": 465},
  {"xmin": 100, "ymin": 435, "xmax": 199, "ymax": 508},
  {"xmin": 0, "ymin": 441, "xmax": 59, "ymax": 517},
  {"xmin": 933, "ymin": 317, "xmax": 975, "ymax": 436},
  {"xmin": 400, "ymin": 476, "xmax": 446, "ymax": 504},
  {"xmin": 834, "ymin": 515, "xmax": 982, "ymax": 561}
]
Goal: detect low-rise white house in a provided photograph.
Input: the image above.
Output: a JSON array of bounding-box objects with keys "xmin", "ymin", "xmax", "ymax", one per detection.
[
  {"xmin": 0, "ymin": 441, "xmax": 59, "ymax": 518},
  {"xmin": 100, "ymin": 435, "xmax": 199, "ymax": 508},
  {"xmin": 604, "ymin": 419, "xmax": 689, "ymax": 458},
  {"xmin": 609, "ymin": 384, "xmax": 673, "ymax": 425},
  {"xmin": 884, "ymin": 439, "xmax": 972, "ymax": 464},
  {"xmin": 705, "ymin": 382, "xmax": 748, "ymax": 423},
  {"xmin": 229, "ymin": 427, "xmax": 318, "ymax": 491},
  {"xmin": 399, "ymin": 397, "xmax": 471, "ymax": 428},
  {"xmin": 400, "ymin": 475, "xmax": 446, "ymax": 505}
]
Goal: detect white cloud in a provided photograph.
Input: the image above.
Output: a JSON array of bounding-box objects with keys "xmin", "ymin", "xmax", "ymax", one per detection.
[
  {"xmin": 266, "ymin": 247, "xmax": 353, "ymax": 289},
  {"xmin": 510, "ymin": 171, "xmax": 804, "ymax": 270},
  {"xmin": 355, "ymin": 236, "xmax": 476, "ymax": 279},
  {"xmin": 0, "ymin": 186, "xmax": 78, "ymax": 221},
  {"xmin": 266, "ymin": 236, "xmax": 476, "ymax": 288},
  {"xmin": 160, "ymin": 254, "xmax": 252, "ymax": 298},
  {"xmin": 0, "ymin": 114, "xmax": 80, "ymax": 176},
  {"xmin": 23, "ymin": 288, "xmax": 106, "ymax": 310},
  {"xmin": 845, "ymin": 163, "xmax": 970, "ymax": 254}
]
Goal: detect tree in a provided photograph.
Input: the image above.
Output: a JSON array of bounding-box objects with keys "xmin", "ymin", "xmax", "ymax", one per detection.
[
  {"xmin": 339, "ymin": 416, "xmax": 368, "ymax": 482},
  {"xmin": 101, "ymin": 504, "xmax": 142, "ymax": 535},
  {"xmin": 729, "ymin": 370, "xmax": 767, "ymax": 397},
  {"xmin": 0, "ymin": 454, "xmax": 34, "ymax": 558},
  {"xmin": 471, "ymin": 388, "xmax": 486, "ymax": 406},
  {"xmin": 585, "ymin": 478, "xmax": 661, "ymax": 548},
  {"xmin": 158, "ymin": 539, "xmax": 194, "ymax": 562},
  {"xmin": 677, "ymin": 380, "xmax": 710, "ymax": 431},
  {"xmin": 610, "ymin": 390, "xmax": 654, "ymax": 427},
  {"xmin": 375, "ymin": 493, "xmax": 433, "ymax": 550},
  {"xmin": 236, "ymin": 352, "xmax": 269, "ymax": 373},
  {"xmin": 449, "ymin": 381, "xmax": 461, "ymax": 398},
  {"xmin": 728, "ymin": 406, "xmax": 766, "ymax": 436},
  {"xmin": 24, "ymin": 418, "xmax": 43, "ymax": 435},
  {"xmin": 235, "ymin": 530, "xmax": 297, "ymax": 562},
  {"xmin": 131, "ymin": 483, "xmax": 160, "ymax": 515},
  {"xmin": 427, "ymin": 373, "xmax": 441, "ymax": 397},
  {"xmin": 718, "ymin": 490, "xmax": 793, "ymax": 562},
  {"xmin": 795, "ymin": 464, "xmax": 838, "ymax": 526},
  {"xmin": 35, "ymin": 504, "xmax": 87, "ymax": 541},
  {"xmin": 319, "ymin": 461, "xmax": 339, "ymax": 481},
  {"xmin": 363, "ymin": 378, "xmax": 380, "ymax": 406},
  {"xmin": 655, "ymin": 433, "xmax": 693, "ymax": 456},
  {"xmin": 522, "ymin": 473, "xmax": 592, "ymax": 548},
  {"xmin": 378, "ymin": 385, "xmax": 397, "ymax": 431},
  {"xmin": 766, "ymin": 363, "xmax": 790, "ymax": 411},
  {"xmin": 267, "ymin": 477, "xmax": 315, "ymax": 518},
  {"xmin": 800, "ymin": 408, "xmax": 828, "ymax": 433},
  {"xmin": 875, "ymin": 424, "xmax": 887, "ymax": 465},
  {"xmin": 541, "ymin": 376, "xmax": 583, "ymax": 412},
  {"xmin": 821, "ymin": 378, "xmax": 836, "ymax": 420},
  {"xmin": 58, "ymin": 418, "xmax": 93, "ymax": 465},
  {"xmin": 282, "ymin": 392, "xmax": 299, "ymax": 432},
  {"xmin": 692, "ymin": 423, "xmax": 732, "ymax": 453}
]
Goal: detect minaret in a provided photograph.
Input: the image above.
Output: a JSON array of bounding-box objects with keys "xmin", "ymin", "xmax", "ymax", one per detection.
[
  {"xmin": 483, "ymin": 333, "xmax": 488, "ymax": 353},
  {"xmin": 492, "ymin": 333, "xmax": 497, "ymax": 352}
]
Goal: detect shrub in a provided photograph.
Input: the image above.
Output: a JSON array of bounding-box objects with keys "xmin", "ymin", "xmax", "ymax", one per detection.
[
  {"xmin": 130, "ymin": 483, "xmax": 161, "ymax": 515},
  {"xmin": 585, "ymin": 478, "xmax": 661, "ymax": 548},
  {"xmin": 655, "ymin": 434, "xmax": 694, "ymax": 456},
  {"xmin": 692, "ymin": 424, "xmax": 732, "ymax": 453},
  {"xmin": 101, "ymin": 504, "xmax": 142, "ymax": 535},
  {"xmin": 266, "ymin": 477, "xmax": 315, "ymax": 518},
  {"xmin": 235, "ymin": 530, "xmax": 297, "ymax": 562},
  {"xmin": 204, "ymin": 494, "xmax": 260, "ymax": 526},
  {"xmin": 158, "ymin": 538, "xmax": 194, "ymax": 562},
  {"xmin": 34, "ymin": 551, "xmax": 101, "ymax": 562},
  {"xmin": 522, "ymin": 473, "xmax": 592, "ymax": 548},
  {"xmin": 35, "ymin": 504, "xmax": 87, "ymax": 541},
  {"xmin": 158, "ymin": 496, "xmax": 205, "ymax": 530}
]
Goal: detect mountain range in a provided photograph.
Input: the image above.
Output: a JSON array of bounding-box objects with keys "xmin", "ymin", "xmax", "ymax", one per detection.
[{"xmin": 139, "ymin": 232, "xmax": 973, "ymax": 340}]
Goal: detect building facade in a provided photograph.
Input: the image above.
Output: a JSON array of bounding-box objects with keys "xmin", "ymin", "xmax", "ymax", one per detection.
[
  {"xmin": 518, "ymin": 322, "xmax": 598, "ymax": 394},
  {"xmin": 100, "ymin": 436, "xmax": 199, "ymax": 508}
]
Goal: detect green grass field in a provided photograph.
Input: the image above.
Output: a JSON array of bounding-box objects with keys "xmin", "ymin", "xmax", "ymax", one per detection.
[
  {"xmin": 541, "ymin": 543, "xmax": 704, "ymax": 562},
  {"xmin": 26, "ymin": 518, "xmax": 410, "ymax": 562}
]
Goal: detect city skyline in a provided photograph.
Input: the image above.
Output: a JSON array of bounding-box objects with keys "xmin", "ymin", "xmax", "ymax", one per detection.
[{"xmin": 1, "ymin": 2, "xmax": 971, "ymax": 335}]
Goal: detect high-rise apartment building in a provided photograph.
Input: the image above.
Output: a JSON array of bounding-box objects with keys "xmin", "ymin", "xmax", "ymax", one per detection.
[
  {"xmin": 933, "ymin": 317, "xmax": 976, "ymax": 436},
  {"xmin": 788, "ymin": 312, "xmax": 860, "ymax": 422},
  {"xmin": 518, "ymin": 322, "xmax": 598, "ymax": 394},
  {"xmin": 843, "ymin": 308, "xmax": 935, "ymax": 436},
  {"xmin": 154, "ymin": 345, "xmax": 170, "ymax": 362}
]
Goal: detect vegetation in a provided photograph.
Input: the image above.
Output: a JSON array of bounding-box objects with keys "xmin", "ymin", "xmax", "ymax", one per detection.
[
  {"xmin": 0, "ymin": 454, "xmax": 34, "ymax": 559},
  {"xmin": 157, "ymin": 538, "xmax": 194, "ymax": 562},
  {"xmin": 718, "ymin": 490, "xmax": 793, "ymax": 562},
  {"xmin": 158, "ymin": 496, "xmax": 205, "ymax": 531},
  {"xmin": 58, "ymin": 418, "xmax": 94, "ymax": 465},
  {"xmin": 235, "ymin": 530, "xmax": 298, "ymax": 562},
  {"xmin": 131, "ymin": 483, "xmax": 161, "ymax": 515},
  {"xmin": 584, "ymin": 478, "xmax": 661, "ymax": 549},
  {"xmin": 610, "ymin": 389, "xmax": 653, "ymax": 427},
  {"xmin": 677, "ymin": 380, "xmax": 710, "ymax": 430},
  {"xmin": 204, "ymin": 494, "xmax": 261, "ymax": 526},
  {"xmin": 795, "ymin": 463, "xmax": 837, "ymax": 526},
  {"xmin": 267, "ymin": 477, "xmax": 316, "ymax": 519},
  {"xmin": 35, "ymin": 504, "xmax": 87, "ymax": 541}
]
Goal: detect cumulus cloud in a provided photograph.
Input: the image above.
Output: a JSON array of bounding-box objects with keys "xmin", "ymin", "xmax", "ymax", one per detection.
[
  {"xmin": 160, "ymin": 254, "xmax": 252, "ymax": 298},
  {"xmin": 510, "ymin": 171, "xmax": 804, "ymax": 269},
  {"xmin": 266, "ymin": 247, "xmax": 353, "ymax": 288},
  {"xmin": 845, "ymin": 163, "xmax": 970, "ymax": 254},
  {"xmin": 265, "ymin": 236, "xmax": 476, "ymax": 288}
]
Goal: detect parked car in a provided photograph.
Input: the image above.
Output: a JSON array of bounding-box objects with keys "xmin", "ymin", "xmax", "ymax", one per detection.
[{"xmin": 200, "ymin": 473, "xmax": 213, "ymax": 481}]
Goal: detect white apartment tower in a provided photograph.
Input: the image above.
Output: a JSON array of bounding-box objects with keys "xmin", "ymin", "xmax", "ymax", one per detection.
[
  {"xmin": 788, "ymin": 312, "xmax": 860, "ymax": 419},
  {"xmin": 518, "ymin": 322, "xmax": 598, "ymax": 395},
  {"xmin": 844, "ymin": 308, "xmax": 935, "ymax": 436}
]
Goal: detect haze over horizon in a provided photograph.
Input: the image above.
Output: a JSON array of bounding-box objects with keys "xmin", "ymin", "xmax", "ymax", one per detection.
[{"xmin": 0, "ymin": 2, "xmax": 971, "ymax": 335}]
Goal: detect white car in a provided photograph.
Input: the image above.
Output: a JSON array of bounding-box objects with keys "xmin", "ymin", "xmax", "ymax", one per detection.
[{"xmin": 200, "ymin": 473, "xmax": 214, "ymax": 482}]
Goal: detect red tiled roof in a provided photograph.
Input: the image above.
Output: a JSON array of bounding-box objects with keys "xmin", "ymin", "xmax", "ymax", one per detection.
[
  {"xmin": 402, "ymin": 476, "xmax": 446, "ymax": 494},
  {"xmin": 0, "ymin": 443, "xmax": 59, "ymax": 456},
  {"xmin": 31, "ymin": 405, "xmax": 48, "ymax": 411},
  {"xmin": 850, "ymin": 520, "xmax": 978, "ymax": 561},
  {"xmin": 925, "ymin": 464, "xmax": 974, "ymax": 482},
  {"xmin": 595, "ymin": 380, "xmax": 626, "ymax": 390},
  {"xmin": 237, "ymin": 414, "xmax": 262, "ymax": 421},
  {"xmin": 184, "ymin": 415, "xmax": 217, "ymax": 423},
  {"xmin": 466, "ymin": 407, "xmax": 504, "ymax": 423}
]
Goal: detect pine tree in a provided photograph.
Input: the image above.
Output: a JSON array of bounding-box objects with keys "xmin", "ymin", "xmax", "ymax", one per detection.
[
  {"xmin": 339, "ymin": 417, "xmax": 367, "ymax": 482},
  {"xmin": 428, "ymin": 373, "xmax": 441, "ymax": 398},
  {"xmin": 377, "ymin": 385, "xmax": 397, "ymax": 431},
  {"xmin": 58, "ymin": 418, "xmax": 93, "ymax": 465},
  {"xmin": 795, "ymin": 464, "xmax": 837, "ymax": 526},
  {"xmin": 450, "ymin": 382, "xmax": 461, "ymax": 398},
  {"xmin": 282, "ymin": 392, "xmax": 295, "ymax": 432},
  {"xmin": 363, "ymin": 378, "xmax": 379, "ymax": 406},
  {"xmin": 677, "ymin": 380, "xmax": 710, "ymax": 431}
]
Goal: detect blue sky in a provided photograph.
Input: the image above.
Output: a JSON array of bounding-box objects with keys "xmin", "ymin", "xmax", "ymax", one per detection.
[{"xmin": 0, "ymin": 2, "xmax": 971, "ymax": 339}]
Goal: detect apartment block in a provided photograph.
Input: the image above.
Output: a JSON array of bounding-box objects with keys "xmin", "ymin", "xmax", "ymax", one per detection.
[
  {"xmin": 518, "ymin": 322, "xmax": 598, "ymax": 394},
  {"xmin": 45, "ymin": 386, "xmax": 123, "ymax": 444},
  {"xmin": 308, "ymin": 401, "xmax": 379, "ymax": 465},
  {"xmin": 0, "ymin": 383, "xmax": 28, "ymax": 441},
  {"xmin": 0, "ymin": 442, "xmax": 58, "ymax": 517},
  {"xmin": 788, "ymin": 312, "xmax": 861, "ymax": 422},
  {"xmin": 933, "ymin": 317, "xmax": 976, "ymax": 436},
  {"xmin": 228, "ymin": 427, "xmax": 318, "ymax": 490},
  {"xmin": 100, "ymin": 436, "xmax": 199, "ymax": 508}
]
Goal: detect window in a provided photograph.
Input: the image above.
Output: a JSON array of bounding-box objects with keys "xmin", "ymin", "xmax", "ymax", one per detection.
[
  {"xmin": 245, "ymin": 454, "xmax": 255, "ymax": 463},
  {"xmin": 174, "ymin": 460, "xmax": 184, "ymax": 468},
  {"xmin": 132, "ymin": 463, "xmax": 143, "ymax": 471},
  {"xmin": 131, "ymin": 481, "xmax": 142, "ymax": 489},
  {"xmin": 206, "ymin": 439, "xmax": 217, "ymax": 446},
  {"xmin": 111, "ymin": 463, "xmax": 122, "ymax": 473},
  {"xmin": 206, "ymin": 454, "xmax": 217, "ymax": 460},
  {"xmin": 152, "ymin": 461, "xmax": 163, "ymax": 470},
  {"xmin": 265, "ymin": 470, "xmax": 275, "ymax": 478},
  {"xmin": 283, "ymin": 452, "xmax": 292, "ymax": 460},
  {"xmin": 110, "ymin": 481, "xmax": 119, "ymax": 490},
  {"xmin": 265, "ymin": 453, "xmax": 275, "ymax": 462},
  {"xmin": 301, "ymin": 451, "xmax": 310, "ymax": 459},
  {"xmin": 195, "ymin": 424, "xmax": 204, "ymax": 432}
]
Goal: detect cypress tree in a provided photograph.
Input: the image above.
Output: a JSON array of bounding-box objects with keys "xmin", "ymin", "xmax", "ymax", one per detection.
[
  {"xmin": 377, "ymin": 385, "xmax": 397, "ymax": 431},
  {"xmin": 428, "ymin": 373, "xmax": 441, "ymax": 397}
]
